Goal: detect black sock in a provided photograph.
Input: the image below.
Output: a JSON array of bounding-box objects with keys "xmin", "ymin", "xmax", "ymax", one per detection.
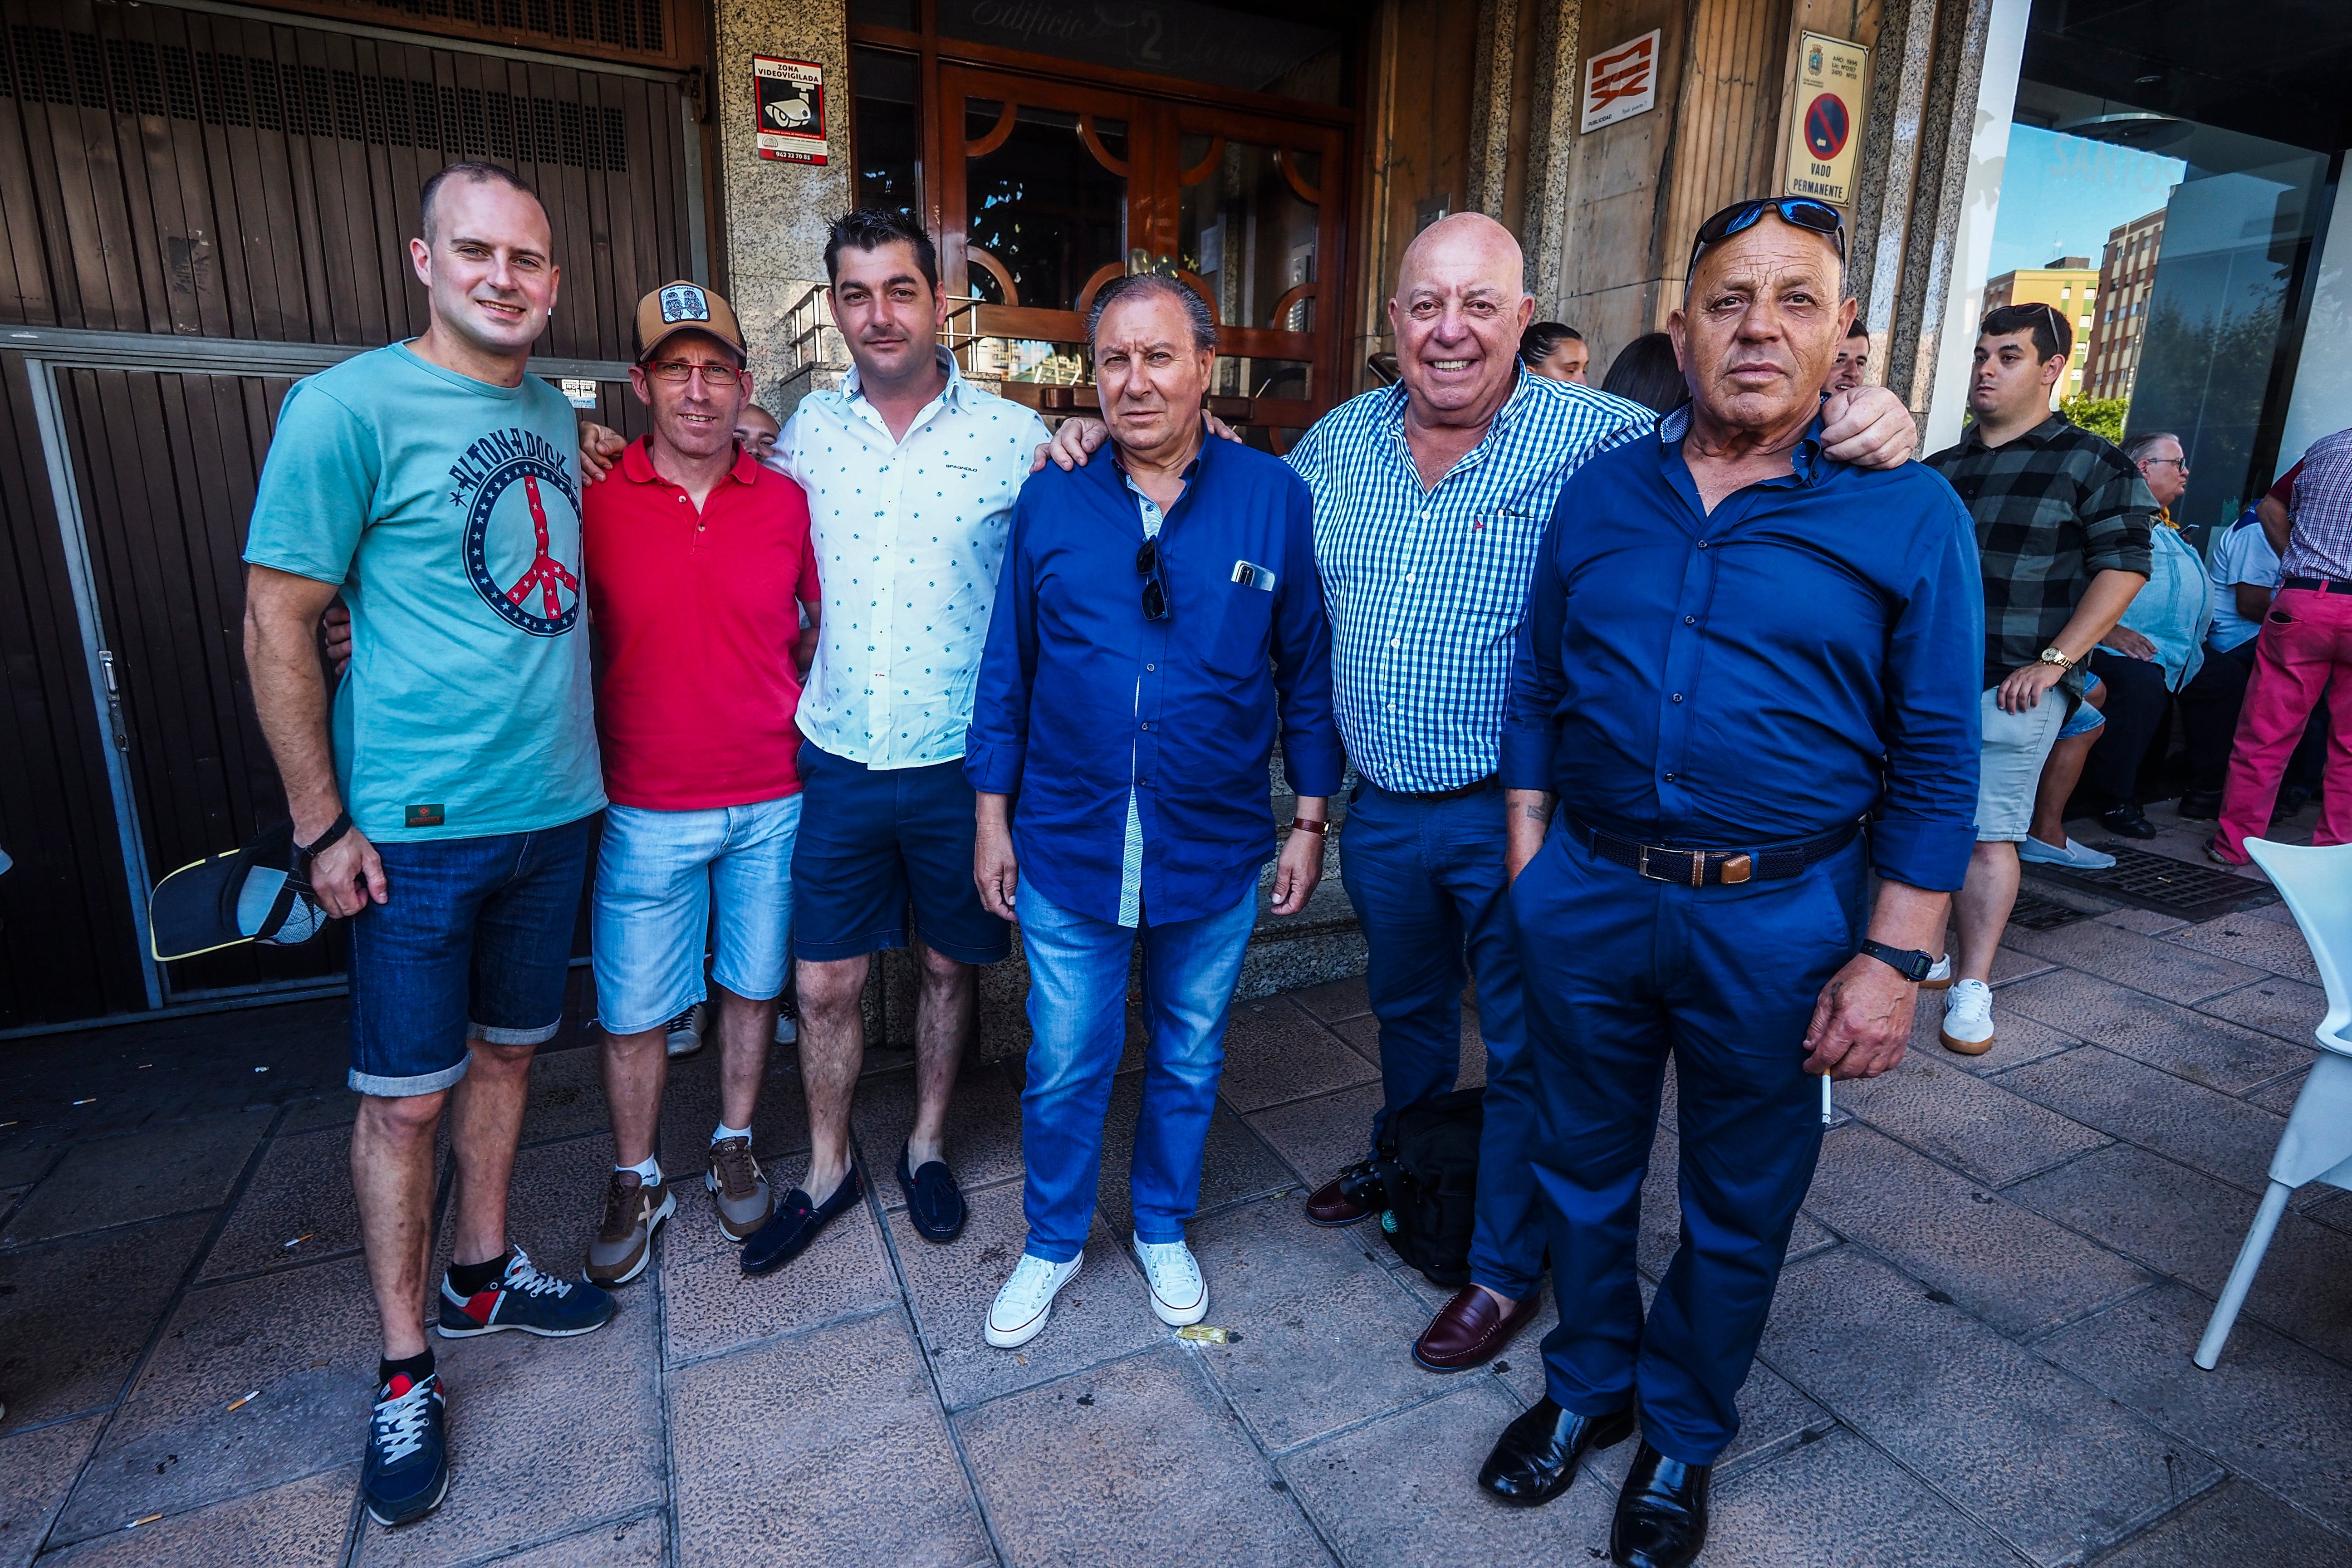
[
  {"xmin": 446, "ymin": 1250, "xmax": 511, "ymax": 1297},
  {"xmin": 377, "ymin": 1348, "xmax": 435, "ymax": 1391}
]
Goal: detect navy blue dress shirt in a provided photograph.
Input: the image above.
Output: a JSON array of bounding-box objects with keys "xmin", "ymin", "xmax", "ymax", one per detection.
[
  {"xmin": 967, "ymin": 428, "xmax": 1343, "ymax": 926},
  {"xmin": 1499, "ymin": 407, "xmax": 1984, "ymax": 893}
]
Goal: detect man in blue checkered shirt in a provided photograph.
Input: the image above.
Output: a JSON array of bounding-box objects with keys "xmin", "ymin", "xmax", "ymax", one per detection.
[{"xmin": 1041, "ymin": 212, "xmax": 1919, "ymax": 1372}]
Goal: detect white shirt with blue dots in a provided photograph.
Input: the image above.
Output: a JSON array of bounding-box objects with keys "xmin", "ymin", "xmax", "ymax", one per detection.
[{"xmin": 770, "ymin": 348, "xmax": 1050, "ymax": 771}]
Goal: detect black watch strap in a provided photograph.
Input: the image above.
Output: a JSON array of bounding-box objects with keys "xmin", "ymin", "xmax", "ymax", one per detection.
[
  {"xmin": 296, "ymin": 810, "xmax": 353, "ymax": 860},
  {"xmin": 1858, "ymin": 938, "xmax": 1934, "ymax": 983}
]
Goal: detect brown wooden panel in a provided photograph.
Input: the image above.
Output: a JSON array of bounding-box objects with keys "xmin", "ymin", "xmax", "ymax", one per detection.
[{"xmin": 0, "ymin": 353, "xmax": 146, "ymax": 1027}]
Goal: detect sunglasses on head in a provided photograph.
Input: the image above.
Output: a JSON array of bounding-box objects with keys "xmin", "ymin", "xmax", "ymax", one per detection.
[{"xmin": 1688, "ymin": 198, "xmax": 1847, "ymax": 272}]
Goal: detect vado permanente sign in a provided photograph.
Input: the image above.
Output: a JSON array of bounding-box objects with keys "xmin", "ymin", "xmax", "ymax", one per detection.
[
  {"xmin": 1784, "ymin": 32, "xmax": 1868, "ymax": 206},
  {"xmin": 1581, "ymin": 30, "xmax": 1661, "ymax": 133}
]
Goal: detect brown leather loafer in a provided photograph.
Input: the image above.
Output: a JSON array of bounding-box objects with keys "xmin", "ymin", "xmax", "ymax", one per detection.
[
  {"xmin": 1304, "ymin": 1159, "xmax": 1386, "ymax": 1227},
  {"xmin": 1414, "ymin": 1284, "xmax": 1541, "ymax": 1371}
]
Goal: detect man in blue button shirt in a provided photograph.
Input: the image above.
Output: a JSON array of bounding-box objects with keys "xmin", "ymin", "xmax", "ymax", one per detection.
[
  {"xmin": 1484, "ymin": 200, "xmax": 1980, "ymax": 1568},
  {"xmin": 967, "ymin": 275, "xmax": 1342, "ymax": 1350}
]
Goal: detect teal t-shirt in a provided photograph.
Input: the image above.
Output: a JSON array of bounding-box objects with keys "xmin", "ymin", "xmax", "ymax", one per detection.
[{"xmin": 243, "ymin": 342, "xmax": 603, "ymax": 841}]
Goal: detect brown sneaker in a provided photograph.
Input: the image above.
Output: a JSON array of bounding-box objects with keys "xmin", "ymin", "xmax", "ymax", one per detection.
[
  {"xmin": 586, "ymin": 1168, "xmax": 673, "ymax": 1286},
  {"xmin": 707, "ymin": 1137, "xmax": 774, "ymax": 1242}
]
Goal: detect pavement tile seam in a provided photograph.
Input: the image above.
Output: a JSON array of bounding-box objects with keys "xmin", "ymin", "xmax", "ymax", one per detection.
[
  {"xmin": 659, "ymin": 1297, "xmax": 903, "ymax": 1374},
  {"xmin": 2194, "ymin": 981, "xmax": 2329, "ymax": 1048},
  {"xmin": 857, "ymin": 1173, "xmax": 1028, "ymax": 1568},
  {"xmin": 1983, "ymin": 1062, "xmax": 2308, "ymax": 1210},
  {"xmin": 186, "ymin": 1246, "xmax": 368, "ymax": 1292},
  {"xmin": 1987, "ymin": 1047, "xmax": 2308, "ymax": 1160},
  {"xmin": 460, "ymin": 1506, "xmax": 668, "ymax": 1568},
  {"xmin": 1851, "ymin": 1111, "xmax": 2116, "ymax": 1198},
  {"xmin": 1163, "ymin": 1336, "xmax": 1347, "ymax": 1566},
  {"xmin": 0, "ymin": 1201, "xmax": 233, "ymax": 1259},
  {"xmin": 1710, "ymin": 1415, "xmax": 1848, "ymax": 1485},
  {"xmin": 1240, "ymin": 1372, "xmax": 1466, "ymax": 1461}
]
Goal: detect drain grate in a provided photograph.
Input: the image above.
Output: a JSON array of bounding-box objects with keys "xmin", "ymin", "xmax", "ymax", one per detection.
[
  {"xmin": 2008, "ymin": 890, "xmax": 2095, "ymax": 931},
  {"xmin": 2022, "ymin": 842, "xmax": 2278, "ymax": 922}
]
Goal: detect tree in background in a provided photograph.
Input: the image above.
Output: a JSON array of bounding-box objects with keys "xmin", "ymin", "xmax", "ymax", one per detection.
[{"xmin": 2063, "ymin": 395, "xmax": 2129, "ymax": 444}]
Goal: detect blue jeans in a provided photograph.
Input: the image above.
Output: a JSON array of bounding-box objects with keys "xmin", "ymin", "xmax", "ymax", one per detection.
[
  {"xmin": 1515, "ymin": 823, "xmax": 1866, "ymax": 1465},
  {"xmin": 1340, "ymin": 780, "xmax": 1543, "ymax": 1298},
  {"xmin": 347, "ymin": 816, "xmax": 595, "ymax": 1097},
  {"xmin": 592, "ymin": 794, "xmax": 801, "ymax": 1036},
  {"xmin": 1015, "ymin": 880, "xmax": 1258, "ymax": 1262}
]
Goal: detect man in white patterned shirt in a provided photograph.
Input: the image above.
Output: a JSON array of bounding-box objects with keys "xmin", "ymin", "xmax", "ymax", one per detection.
[
  {"xmin": 1046, "ymin": 212, "xmax": 1918, "ymax": 1372},
  {"xmin": 584, "ymin": 209, "xmax": 1050, "ymax": 1276}
]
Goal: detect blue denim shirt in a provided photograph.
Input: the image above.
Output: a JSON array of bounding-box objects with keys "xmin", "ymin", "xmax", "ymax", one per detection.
[
  {"xmin": 1500, "ymin": 407, "xmax": 1984, "ymax": 893},
  {"xmin": 967, "ymin": 428, "xmax": 1343, "ymax": 926}
]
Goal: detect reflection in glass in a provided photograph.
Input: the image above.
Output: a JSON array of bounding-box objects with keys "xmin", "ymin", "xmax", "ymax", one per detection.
[
  {"xmin": 853, "ymin": 49, "xmax": 920, "ymax": 220},
  {"xmin": 964, "ymin": 101, "xmax": 1128, "ymax": 313},
  {"xmin": 937, "ymin": 0, "xmax": 1347, "ymax": 105},
  {"xmin": 1178, "ymin": 138, "xmax": 1318, "ymax": 399}
]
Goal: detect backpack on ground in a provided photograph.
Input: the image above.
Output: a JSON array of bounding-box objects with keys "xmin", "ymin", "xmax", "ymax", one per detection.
[{"xmin": 1375, "ymin": 1087, "xmax": 1484, "ymax": 1287}]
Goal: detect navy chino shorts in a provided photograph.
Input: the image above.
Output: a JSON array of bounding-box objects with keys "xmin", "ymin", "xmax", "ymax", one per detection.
[{"xmin": 791, "ymin": 741, "xmax": 1011, "ymax": 966}]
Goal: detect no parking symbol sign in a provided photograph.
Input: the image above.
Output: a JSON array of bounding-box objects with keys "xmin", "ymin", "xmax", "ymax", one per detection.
[{"xmin": 1784, "ymin": 33, "xmax": 1867, "ymax": 206}]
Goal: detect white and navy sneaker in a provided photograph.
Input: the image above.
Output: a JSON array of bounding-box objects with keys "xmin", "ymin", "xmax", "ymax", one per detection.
[
  {"xmin": 1133, "ymin": 1233, "xmax": 1208, "ymax": 1327},
  {"xmin": 1919, "ymin": 952, "xmax": 1954, "ymax": 991},
  {"xmin": 985, "ymin": 1252, "xmax": 1082, "ymax": 1349},
  {"xmin": 361, "ymin": 1369, "xmax": 448, "ymax": 1527},
  {"xmin": 664, "ymin": 1004, "xmax": 706, "ymax": 1058},
  {"xmin": 436, "ymin": 1247, "xmax": 617, "ymax": 1339}
]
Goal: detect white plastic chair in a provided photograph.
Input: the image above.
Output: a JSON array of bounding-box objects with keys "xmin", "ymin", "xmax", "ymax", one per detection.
[{"xmin": 2195, "ymin": 837, "xmax": 2352, "ymax": 1369}]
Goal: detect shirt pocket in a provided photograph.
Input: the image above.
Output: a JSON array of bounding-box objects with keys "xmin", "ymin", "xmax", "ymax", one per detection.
[{"xmin": 1199, "ymin": 575, "xmax": 1275, "ymax": 680}]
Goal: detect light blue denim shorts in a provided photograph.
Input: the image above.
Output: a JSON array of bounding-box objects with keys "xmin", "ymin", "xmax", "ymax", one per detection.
[
  {"xmin": 591, "ymin": 794, "xmax": 801, "ymax": 1036},
  {"xmin": 2057, "ymin": 671, "xmax": 2107, "ymax": 740}
]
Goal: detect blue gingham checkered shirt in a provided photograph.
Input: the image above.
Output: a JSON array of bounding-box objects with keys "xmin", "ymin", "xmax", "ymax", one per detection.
[{"xmin": 1286, "ymin": 367, "xmax": 1656, "ymax": 791}]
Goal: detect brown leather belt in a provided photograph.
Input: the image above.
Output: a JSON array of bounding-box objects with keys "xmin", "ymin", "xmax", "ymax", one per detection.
[
  {"xmin": 1568, "ymin": 816, "xmax": 1862, "ymax": 887},
  {"xmin": 1392, "ymin": 774, "xmax": 1499, "ymax": 803}
]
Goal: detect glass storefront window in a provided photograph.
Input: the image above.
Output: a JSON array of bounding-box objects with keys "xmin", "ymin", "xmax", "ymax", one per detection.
[
  {"xmin": 936, "ymin": 0, "xmax": 1347, "ymax": 105},
  {"xmin": 962, "ymin": 101, "xmax": 1129, "ymax": 313},
  {"xmin": 852, "ymin": 48, "xmax": 920, "ymax": 220},
  {"xmin": 1178, "ymin": 136, "xmax": 1321, "ymax": 339}
]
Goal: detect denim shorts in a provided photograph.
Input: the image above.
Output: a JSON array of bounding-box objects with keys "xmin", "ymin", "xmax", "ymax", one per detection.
[
  {"xmin": 1975, "ymin": 686, "xmax": 2067, "ymax": 842},
  {"xmin": 791, "ymin": 742, "xmax": 1011, "ymax": 965},
  {"xmin": 592, "ymin": 794, "xmax": 801, "ymax": 1036},
  {"xmin": 346, "ymin": 815, "xmax": 595, "ymax": 1097},
  {"xmin": 2057, "ymin": 671, "xmax": 2107, "ymax": 740}
]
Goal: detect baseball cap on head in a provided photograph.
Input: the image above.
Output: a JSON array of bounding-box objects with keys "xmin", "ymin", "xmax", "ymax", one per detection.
[{"xmin": 636, "ymin": 281, "xmax": 746, "ymax": 363}]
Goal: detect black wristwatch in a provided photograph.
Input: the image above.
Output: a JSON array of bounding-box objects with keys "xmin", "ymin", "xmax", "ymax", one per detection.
[{"xmin": 1857, "ymin": 939, "xmax": 1935, "ymax": 983}]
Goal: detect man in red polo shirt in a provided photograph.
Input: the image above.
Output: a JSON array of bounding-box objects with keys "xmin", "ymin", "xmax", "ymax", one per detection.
[{"xmin": 583, "ymin": 282, "xmax": 821, "ymax": 1285}]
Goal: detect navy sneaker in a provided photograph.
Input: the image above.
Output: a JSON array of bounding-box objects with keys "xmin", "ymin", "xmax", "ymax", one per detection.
[
  {"xmin": 361, "ymin": 1369, "xmax": 448, "ymax": 1527},
  {"xmin": 436, "ymin": 1246, "xmax": 617, "ymax": 1339}
]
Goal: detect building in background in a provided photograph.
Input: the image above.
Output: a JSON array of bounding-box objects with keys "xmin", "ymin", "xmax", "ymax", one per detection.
[
  {"xmin": 0, "ymin": 0, "xmax": 2344, "ymax": 1032},
  {"xmin": 1983, "ymin": 257, "xmax": 2100, "ymax": 404},
  {"xmin": 2084, "ymin": 208, "xmax": 2167, "ymax": 402}
]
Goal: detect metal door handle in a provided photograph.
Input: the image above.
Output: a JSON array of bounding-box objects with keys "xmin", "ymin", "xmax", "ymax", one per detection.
[{"xmin": 98, "ymin": 648, "xmax": 128, "ymax": 752}]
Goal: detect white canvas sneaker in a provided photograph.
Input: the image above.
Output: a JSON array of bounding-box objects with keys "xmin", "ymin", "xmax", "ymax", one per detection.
[
  {"xmin": 1133, "ymin": 1234, "xmax": 1208, "ymax": 1327},
  {"xmin": 1920, "ymin": 952, "xmax": 1954, "ymax": 990},
  {"xmin": 985, "ymin": 1252, "xmax": 1082, "ymax": 1349},
  {"xmin": 1939, "ymin": 978, "xmax": 1996, "ymax": 1056}
]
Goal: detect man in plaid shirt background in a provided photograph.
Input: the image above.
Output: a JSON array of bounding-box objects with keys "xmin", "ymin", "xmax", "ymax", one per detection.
[{"xmin": 1926, "ymin": 302, "xmax": 2152, "ymax": 1057}]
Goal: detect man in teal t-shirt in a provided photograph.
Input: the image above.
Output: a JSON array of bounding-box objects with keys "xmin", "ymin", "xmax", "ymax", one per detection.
[{"xmin": 241, "ymin": 162, "xmax": 615, "ymax": 1533}]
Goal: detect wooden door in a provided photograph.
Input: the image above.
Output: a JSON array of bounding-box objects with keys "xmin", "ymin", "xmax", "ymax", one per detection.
[{"xmin": 934, "ymin": 63, "xmax": 1348, "ymax": 449}]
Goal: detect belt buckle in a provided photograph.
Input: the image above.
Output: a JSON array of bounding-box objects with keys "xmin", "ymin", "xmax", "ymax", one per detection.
[{"xmin": 1637, "ymin": 845, "xmax": 1704, "ymax": 886}]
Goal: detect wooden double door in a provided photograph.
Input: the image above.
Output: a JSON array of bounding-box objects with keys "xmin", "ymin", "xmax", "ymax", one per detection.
[{"xmin": 936, "ymin": 64, "xmax": 1346, "ymax": 447}]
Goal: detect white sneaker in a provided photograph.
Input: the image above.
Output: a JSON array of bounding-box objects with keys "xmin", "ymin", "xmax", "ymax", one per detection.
[
  {"xmin": 773, "ymin": 1004, "xmax": 797, "ymax": 1046},
  {"xmin": 1939, "ymin": 979, "xmax": 1995, "ymax": 1056},
  {"xmin": 1920, "ymin": 952, "xmax": 1954, "ymax": 990},
  {"xmin": 2017, "ymin": 835, "xmax": 2117, "ymax": 870},
  {"xmin": 985, "ymin": 1253, "xmax": 1082, "ymax": 1349},
  {"xmin": 663, "ymin": 1004, "xmax": 706, "ymax": 1058},
  {"xmin": 1133, "ymin": 1233, "xmax": 1208, "ymax": 1327}
]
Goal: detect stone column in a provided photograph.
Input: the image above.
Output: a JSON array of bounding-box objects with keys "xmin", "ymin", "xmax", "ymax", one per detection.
[{"xmin": 715, "ymin": 0, "xmax": 850, "ymax": 419}]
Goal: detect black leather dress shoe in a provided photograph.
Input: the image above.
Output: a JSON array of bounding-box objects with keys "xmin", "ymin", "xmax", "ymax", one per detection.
[
  {"xmin": 1476, "ymin": 1396, "xmax": 1636, "ymax": 1507},
  {"xmin": 740, "ymin": 1167, "xmax": 862, "ymax": 1276},
  {"xmin": 1610, "ymin": 1441, "xmax": 1711, "ymax": 1568},
  {"xmin": 2176, "ymin": 789, "xmax": 2222, "ymax": 821},
  {"xmin": 2098, "ymin": 803, "xmax": 2158, "ymax": 839},
  {"xmin": 897, "ymin": 1147, "xmax": 966, "ymax": 1243}
]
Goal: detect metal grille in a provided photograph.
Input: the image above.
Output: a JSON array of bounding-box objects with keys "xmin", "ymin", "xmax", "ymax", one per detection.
[
  {"xmin": 2008, "ymin": 890, "xmax": 2094, "ymax": 931},
  {"xmin": 2022, "ymin": 843, "xmax": 2278, "ymax": 922},
  {"xmin": 8, "ymin": 25, "xmax": 626, "ymax": 171}
]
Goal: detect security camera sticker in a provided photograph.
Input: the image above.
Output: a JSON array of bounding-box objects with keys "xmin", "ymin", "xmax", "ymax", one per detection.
[{"xmin": 753, "ymin": 57, "xmax": 827, "ymax": 166}]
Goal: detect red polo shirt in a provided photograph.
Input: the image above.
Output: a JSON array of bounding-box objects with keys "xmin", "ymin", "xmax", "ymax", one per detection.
[{"xmin": 585, "ymin": 438, "xmax": 820, "ymax": 809}]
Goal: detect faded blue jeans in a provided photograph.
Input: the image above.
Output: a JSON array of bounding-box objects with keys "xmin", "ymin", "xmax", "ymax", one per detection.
[{"xmin": 1014, "ymin": 880, "xmax": 1258, "ymax": 1263}]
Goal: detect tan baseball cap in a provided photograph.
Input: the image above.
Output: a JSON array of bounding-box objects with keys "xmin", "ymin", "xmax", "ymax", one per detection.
[{"xmin": 635, "ymin": 280, "xmax": 746, "ymax": 362}]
